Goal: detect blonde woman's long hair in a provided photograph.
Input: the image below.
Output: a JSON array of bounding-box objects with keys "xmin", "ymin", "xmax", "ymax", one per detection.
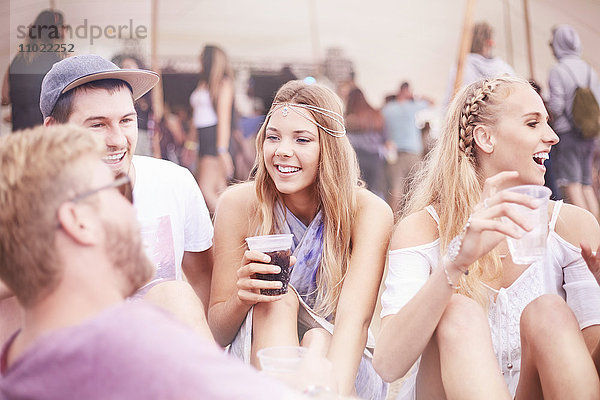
[
  {"xmin": 199, "ymin": 45, "xmax": 234, "ymax": 109},
  {"xmin": 251, "ymin": 80, "xmax": 361, "ymax": 319},
  {"xmin": 401, "ymin": 75, "xmax": 531, "ymax": 306}
]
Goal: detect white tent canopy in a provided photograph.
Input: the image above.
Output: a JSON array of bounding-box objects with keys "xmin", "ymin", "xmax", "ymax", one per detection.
[{"xmin": 3, "ymin": 0, "xmax": 599, "ymax": 111}]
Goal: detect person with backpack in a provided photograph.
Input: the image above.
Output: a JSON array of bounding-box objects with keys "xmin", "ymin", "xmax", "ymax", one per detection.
[{"xmin": 547, "ymin": 24, "xmax": 600, "ymax": 219}]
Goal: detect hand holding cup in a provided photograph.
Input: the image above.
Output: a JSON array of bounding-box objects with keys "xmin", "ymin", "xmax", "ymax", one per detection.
[
  {"xmin": 237, "ymin": 234, "xmax": 294, "ymax": 305},
  {"xmin": 501, "ymin": 184, "xmax": 551, "ymax": 264},
  {"xmin": 450, "ymin": 172, "xmax": 541, "ymax": 268}
]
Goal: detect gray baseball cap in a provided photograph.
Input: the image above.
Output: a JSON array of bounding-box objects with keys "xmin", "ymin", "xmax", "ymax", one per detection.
[{"xmin": 40, "ymin": 54, "xmax": 160, "ymax": 118}]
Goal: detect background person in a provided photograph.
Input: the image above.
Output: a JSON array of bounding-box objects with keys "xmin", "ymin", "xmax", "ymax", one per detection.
[
  {"xmin": 188, "ymin": 45, "xmax": 235, "ymax": 213},
  {"xmin": 1, "ymin": 9, "xmax": 66, "ymax": 132},
  {"xmin": 381, "ymin": 81, "xmax": 432, "ymax": 213},
  {"xmin": 546, "ymin": 24, "xmax": 600, "ymax": 219},
  {"xmin": 443, "ymin": 21, "xmax": 515, "ymax": 108},
  {"xmin": 344, "ymin": 87, "xmax": 386, "ymax": 198}
]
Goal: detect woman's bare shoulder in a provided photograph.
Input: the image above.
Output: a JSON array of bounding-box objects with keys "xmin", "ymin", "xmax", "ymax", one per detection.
[
  {"xmin": 391, "ymin": 208, "xmax": 439, "ymax": 250},
  {"xmin": 355, "ymin": 188, "xmax": 393, "ymax": 217},
  {"xmin": 215, "ymin": 182, "xmax": 257, "ymax": 219},
  {"xmin": 353, "ymin": 188, "xmax": 394, "ymax": 235},
  {"xmin": 553, "ymin": 201, "xmax": 600, "ymax": 248}
]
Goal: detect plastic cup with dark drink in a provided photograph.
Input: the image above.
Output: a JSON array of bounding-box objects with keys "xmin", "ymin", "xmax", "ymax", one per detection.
[{"xmin": 245, "ymin": 234, "xmax": 293, "ymax": 296}]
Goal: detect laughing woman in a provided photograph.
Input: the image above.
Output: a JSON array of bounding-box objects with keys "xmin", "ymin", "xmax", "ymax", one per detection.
[
  {"xmin": 373, "ymin": 76, "xmax": 600, "ymax": 399},
  {"xmin": 208, "ymin": 81, "xmax": 392, "ymax": 399}
]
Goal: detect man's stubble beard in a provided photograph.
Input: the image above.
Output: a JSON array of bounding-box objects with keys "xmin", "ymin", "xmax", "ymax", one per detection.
[{"xmin": 103, "ymin": 219, "xmax": 154, "ymax": 298}]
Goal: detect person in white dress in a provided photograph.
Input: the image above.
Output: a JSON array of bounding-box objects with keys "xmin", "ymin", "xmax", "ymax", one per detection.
[{"xmin": 374, "ymin": 76, "xmax": 600, "ymax": 399}]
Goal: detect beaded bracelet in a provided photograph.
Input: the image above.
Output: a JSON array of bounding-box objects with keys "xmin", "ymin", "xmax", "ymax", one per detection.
[
  {"xmin": 447, "ymin": 217, "xmax": 470, "ymax": 264},
  {"xmin": 447, "ymin": 217, "xmax": 471, "ymax": 273},
  {"xmin": 442, "ymin": 258, "xmax": 460, "ymax": 290},
  {"xmin": 442, "ymin": 217, "xmax": 472, "ymax": 289}
]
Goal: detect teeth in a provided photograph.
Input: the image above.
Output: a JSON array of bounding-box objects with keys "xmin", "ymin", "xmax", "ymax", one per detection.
[
  {"xmin": 533, "ymin": 152, "xmax": 549, "ymax": 160},
  {"xmin": 104, "ymin": 152, "xmax": 125, "ymax": 161},
  {"xmin": 277, "ymin": 165, "xmax": 300, "ymax": 173}
]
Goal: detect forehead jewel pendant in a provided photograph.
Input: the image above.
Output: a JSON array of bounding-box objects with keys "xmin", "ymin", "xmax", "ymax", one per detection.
[{"xmin": 282, "ymin": 104, "xmax": 289, "ymax": 117}]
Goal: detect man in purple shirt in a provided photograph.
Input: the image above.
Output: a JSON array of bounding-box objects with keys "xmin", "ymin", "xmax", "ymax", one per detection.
[{"xmin": 0, "ymin": 125, "xmax": 290, "ymax": 399}]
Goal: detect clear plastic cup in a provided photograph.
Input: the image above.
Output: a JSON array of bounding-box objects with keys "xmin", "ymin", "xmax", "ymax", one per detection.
[
  {"xmin": 257, "ymin": 345, "xmax": 335, "ymax": 393},
  {"xmin": 257, "ymin": 345, "xmax": 307, "ymax": 372},
  {"xmin": 245, "ymin": 234, "xmax": 293, "ymax": 295},
  {"xmin": 503, "ymin": 185, "xmax": 551, "ymax": 264},
  {"xmin": 257, "ymin": 346, "xmax": 308, "ymax": 387}
]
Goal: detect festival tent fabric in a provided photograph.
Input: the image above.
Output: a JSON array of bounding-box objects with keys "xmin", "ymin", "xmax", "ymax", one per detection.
[{"xmin": 2, "ymin": 0, "xmax": 599, "ymax": 124}]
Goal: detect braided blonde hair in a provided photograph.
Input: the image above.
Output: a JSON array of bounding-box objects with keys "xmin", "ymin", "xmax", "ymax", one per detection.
[
  {"xmin": 457, "ymin": 79, "xmax": 499, "ymax": 159},
  {"xmin": 402, "ymin": 75, "xmax": 531, "ymax": 306}
]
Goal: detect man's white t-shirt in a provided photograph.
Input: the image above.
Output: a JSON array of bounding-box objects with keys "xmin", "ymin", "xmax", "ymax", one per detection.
[{"xmin": 131, "ymin": 156, "xmax": 213, "ymax": 288}]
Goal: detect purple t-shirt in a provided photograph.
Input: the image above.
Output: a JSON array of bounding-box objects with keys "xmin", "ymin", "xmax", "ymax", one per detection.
[{"xmin": 0, "ymin": 302, "xmax": 287, "ymax": 399}]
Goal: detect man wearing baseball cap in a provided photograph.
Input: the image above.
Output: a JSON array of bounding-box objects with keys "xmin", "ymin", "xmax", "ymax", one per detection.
[{"xmin": 40, "ymin": 54, "xmax": 214, "ymax": 331}]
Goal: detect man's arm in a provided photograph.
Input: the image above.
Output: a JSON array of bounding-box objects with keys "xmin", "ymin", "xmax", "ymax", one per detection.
[{"xmin": 182, "ymin": 248, "xmax": 213, "ymax": 316}]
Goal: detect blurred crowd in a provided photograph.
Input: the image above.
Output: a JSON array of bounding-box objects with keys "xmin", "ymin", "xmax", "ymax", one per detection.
[
  {"xmin": 2, "ymin": 7, "xmax": 600, "ymax": 400},
  {"xmin": 2, "ymin": 12, "xmax": 600, "ymax": 218}
]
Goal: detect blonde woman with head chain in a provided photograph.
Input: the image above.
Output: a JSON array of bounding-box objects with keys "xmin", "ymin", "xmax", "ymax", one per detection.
[{"xmin": 209, "ymin": 80, "xmax": 392, "ymax": 399}]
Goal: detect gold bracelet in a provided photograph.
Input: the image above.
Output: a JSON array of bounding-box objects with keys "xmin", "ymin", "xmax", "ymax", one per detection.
[{"xmin": 184, "ymin": 140, "xmax": 198, "ymax": 151}]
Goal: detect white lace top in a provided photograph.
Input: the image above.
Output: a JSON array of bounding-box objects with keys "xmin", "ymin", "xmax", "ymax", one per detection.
[{"xmin": 381, "ymin": 201, "xmax": 600, "ymax": 397}]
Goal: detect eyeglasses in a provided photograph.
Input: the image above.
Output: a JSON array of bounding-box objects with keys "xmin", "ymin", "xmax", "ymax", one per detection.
[{"xmin": 71, "ymin": 172, "xmax": 133, "ymax": 203}]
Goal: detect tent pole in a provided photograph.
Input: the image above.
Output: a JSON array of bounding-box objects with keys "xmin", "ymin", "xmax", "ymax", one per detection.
[
  {"xmin": 150, "ymin": 0, "xmax": 164, "ymax": 120},
  {"xmin": 453, "ymin": 0, "xmax": 478, "ymax": 97},
  {"xmin": 504, "ymin": 0, "xmax": 514, "ymax": 66},
  {"xmin": 308, "ymin": 0, "xmax": 320, "ymax": 73},
  {"xmin": 523, "ymin": 0, "xmax": 535, "ymax": 80},
  {"xmin": 150, "ymin": 0, "xmax": 164, "ymax": 157}
]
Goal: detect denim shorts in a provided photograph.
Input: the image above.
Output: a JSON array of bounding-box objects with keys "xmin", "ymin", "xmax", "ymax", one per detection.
[
  {"xmin": 197, "ymin": 124, "xmax": 217, "ymax": 157},
  {"xmin": 552, "ymin": 131, "xmax": 595, "ymax": 186}
]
